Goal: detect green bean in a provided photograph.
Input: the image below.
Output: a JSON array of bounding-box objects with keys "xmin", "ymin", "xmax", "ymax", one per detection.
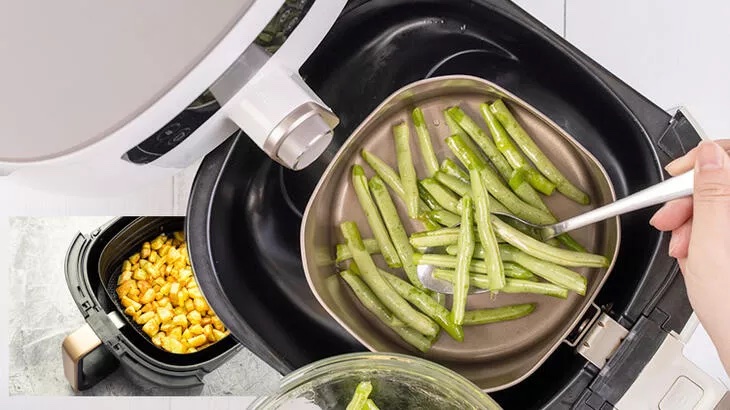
[
  {"xmin": 502, "ymin": 262, "xmax": 539, "ymax": 281},
  {"xmin": 470, "ymin": 169, "xmax": 505, "ymax": 290},
  {"xmin": 361, "ymin": 150, "xmax": 428, "ymax": 212},
  {"xmin": 481, "ymin": 103, "xmax": 556, "ymax": 195},
  {"xmin": 352, "ymin": 165, "xmax": 401, "ymax": 267},
  {"xmin": 432, "ymin": 291, "xmax": 446, "ymax": 308},
  {"xmin": 340, "ymin": 270, "xmax": 433, "ymax": 352},
  {"xmin": 508, "ymin": 168, "xmax": 528, "ymax": 191},
  {"xmin": 492, "ymin": 218, "xmax": 608, "ymax": 268},
  {"xmin": 412, "ymin": 107, "xmax": 440, "ymax": 177},
  {"xmin": 444, "ymin": 109, "xmax": 490, "ymax": 165},
  {"xmin": 489, "ymin": 100, "xmax": 590, "ymax": 205},
  {"xmin": 435, "ymin": 171, "xmax": 472, "ymax": 197},
  {"xmin": 446, "ymin": 134, "xmax": 553, "ymax": 225},
  {"xmin": 410, "ymin": 228, "xmax": 461, "ymax": 248},
  {"xmin": 370, "ymin": 176, "xmax": 424, "ymax": 289},
  {"xmin": 428, "ymin": 209, "xmax": 461, "ymax": 227},
  {"xmin": 381, "ymin": 270, "xmax": 464, "ymax": 342},
  {"xmin": 346, "ymin": 380, "xmax": 373, "ymax": 410},
  {"xmin": 420, "ymin": 178, "xmax": 461, "ymax": 215},
  {"xmin": 432, "ymin": 270, "xmax": 564, "ymax": 297},
  {"xmin": 462, "ymin": 304, "xmax": 536, "ymax": 326},
  {"xmin": 418, "ymin": 181, "xmax": 443, "ymax": 211},
  {"xmin": 393, "ymin": 122, "xmax": 420, "ymax": 218},
  {"xmin": 336, "ymin": 238, "xmax": 379, "ymax": 263},
  {"xmin": 417, "ymin": 213, "xmax": 442, "ymax": 231},
  {"xmin": 557, "ymin": 234, "xmax": 588, "ymax": 253},
  {"xmin": 499, "ymin": 244, "xmax": 588, "ymax": 296},
  {"xmin": 446, "ymin": 106, "xmax": 548, "ymax": 211},
  {"xmin": 341, "ymin": 222, "xmax": 439, "ymax": 337},
  {"xmin": 446, "ymin": 106, "xmax": 513, "ymax": 178},
  {"xmin": 440, "ymin": 158, "xmax": 470, "ymax": 184},
  {"xmin": 451, "ymin": 195, "xmax": 474, "ymax": 326},
  {"xmin": 364, "ymin": 399, "xmax": 380, "ymax": 410}
]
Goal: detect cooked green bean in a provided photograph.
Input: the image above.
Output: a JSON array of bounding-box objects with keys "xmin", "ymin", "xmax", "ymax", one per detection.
[
  {"xmin": 557, "ymin": 234, "xmax": 588, "ymax": 253},
  {"xmin": 442, "ymin": 245, "xmax": 535, "ymax": 280},
  {"xmin": 346, "ymin": 380, "xmax": 373, "ymax": 410},
  {"xmin": 412, "ymin": 107, "xmax": 440, "ymax": 177},
  {"xmin": 352, "ymin": 165, "xmax": 401, "ymax": 267},
  {"xmin": 470, "ymin": 168, "xmax": 505, "ymax": 290},
  {"xmin": 410, "ymin": 228, "xmax": 461, "ymax": 248},
  {"xmin": 490, "ymin": 100, "xmax": 590, "ymax": 205},
  {"xmin": 481, "ymin": 103, "xmax": 556, "ymax": 195},
  {"xmin": 428, "ymin": 209, "xmax": 461, "ymax": 227},
  {"xmin": 462, "ymin": 304, "xmax": 536, "ymax": 326},
  {"xmin": 370, "ymin": 176, "xmax": 423, "ymax": 289},
  {"xmin": 393, "ymin": 122, "xmax": 420, "ymax": 218},
  {"xmin": 440, "ymin": 158, "xmax": 470, "ymax": 184},
  {"xmin": 361, "ymin": 150, "xmax": 428, "ymax": 212},
  {"xmin": 432, "ymin": 270, "xmax": 564, "ymax": 298},
  {"xmin": 444, "ymin": 109, "xmax": 489, "ymax": 165},
  {"xmin": 447, "ymin": 135, "xmax": 553, "ymax": 225},
  {"xmin": 340, "ymin": 270, "xmax": 433, "ymax": 352},
  {"xmin": 381, "ymin": 270, "xmax": 464, "ymax": 342},
  {"xmin": 499, "ymin": 244, "xmax": 587, "ymax": 295},
  {"xmin": 492, "ymin": 218, "xmax": 608, "ymax": 268},
  {"xmin": 420, "ymin": 178, "xmax": 461, "ymax": 215},
  {"xmin": 432, "ymin": 291, "xmax": 446, "ymax": 307},
  {"xmin": 418, "ymin": 213, "xmax": 442, "ymax": 231},
  {"xmin": 508, "ymin": 168, "xmax": 528, "ymax": 191},
  {"xmin": 341, "ymin": 222, "xmax": 439, "ymax": 337},
  {"xmin": 336, "ymin": 238, "xmax": 380, "ymax": 263},
  {"xmin": 451, "ymin": 196, "xmax": 474, "ymax": 326},
  {"xmin": 364, "ymin": 399, "xmax": 380, "ymax": 410},
  {"xmin": 435, "ymin": 171, "xmax": 472, "ymax": 197},
  {"xmin": 446, "ymin": 106, "xmax": 548, "ymax": 211},
  {"xmin": 418, "ymin": 181, "xmax": 443, "ymax": 211},
  {"xmin": 446, "ymin": 106, "xmax": 513, "ymax": 178}
]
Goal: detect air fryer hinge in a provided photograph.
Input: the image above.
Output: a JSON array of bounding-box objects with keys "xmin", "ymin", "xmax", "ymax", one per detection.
[
  {"xmin": 656, "ymin": 106, "xmax": 708, "ymax": 162},
  {"xmin": 576, "ymin": 313, "xmax": 629, "ymax": 370}
]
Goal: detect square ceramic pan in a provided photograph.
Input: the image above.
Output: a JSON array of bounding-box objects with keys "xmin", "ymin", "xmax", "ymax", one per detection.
[{"xmin": 301, "ymin": 75, "xmax": 620, "ymax": 391}]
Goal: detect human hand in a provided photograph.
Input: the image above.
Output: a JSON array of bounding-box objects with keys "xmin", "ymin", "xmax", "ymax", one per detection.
[{"xmin": 650, "ymin": 140, "xmax": 730, "ymax": 373}]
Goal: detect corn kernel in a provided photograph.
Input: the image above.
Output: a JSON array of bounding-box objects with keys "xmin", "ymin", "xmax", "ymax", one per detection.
[
  {"xmin": 201, "ymin": 317, "xmax": 212, "ymax": 326},
  {"xmin": 141, "ymin": 242, "xmax": 151, "ymax": 258},
  {"xmin": 184, "ymin": 299, "xmax": 195, "ymax": 313},
  {"xmin": 157, "ymin": 307, "xmax": 173, "ymax": 323},
  {"xmin": 172, "ymin": 314, "xmax": 188, "ymax": 327},
  {"xmin": 188, "ymin": 334, "xmax": 207, "ymax": 348},
  {"xmin": 188, "ymin": 287, "xmax": 203, "ymax": 299},
  {"xmin": 187, "ymin": 310, "xmax": 202, "ymax": 325},
  {"xmin": 178, "ymin": 289, "xmax": 189, "ymax": 306},
  {"xmin": 182, "ymin": 328, "xmax": 192, "ymax": 341},
  {"xmin": 167, "ymin": 338, "xmax": 185, "ymax": 354},
  {"xmin": 211, "ymin": 316, "xmax": 224, "ymax": 331},
  {"xmin": 169, "ymin": 326, "xmax": 182, "ymax": 340},
  {"xmin": 137, "ymin": 280, "xmax": 150, "ymax": 295},
  {"xmin": 148, "ymin": 251, "xmax": 158, "ymax": 263},
  {"xmin": 121, "ymin": 296, "xmax": 141, "ymax": 311},
  {"xmin": 194, "ymin": 298, "xmax": 208, "ymax": 314},
  {"xmin": 124, "ymin": 306, "xmax": 136, "ymax": 316},
  {"xmin": 150, "ymin": 235, "xmax": 165, "ymax": 250},
  {"xmin": 132, "ymin": 269, "xmax": 146, "ymax": 281},
  {"xmin": 122, "ymin": 260, "xmax": 132, "ymax": 272},
  {"xmin": 118, "ymin": 270, "xmax": 132, "ymax": 284},
  {"xmin": 203, "ymin": 324, "xmax": 215, "ymax": 342},
  {"xmin": 159, "ymin": 244, "xmax": 170, "ymax": 257},
  {"xmin": 158, "ymin": 296, "xmax": 170, "ymax": 307},
  {"xmin": 174, "ymin": 306, "xmax": 185, "ymax": 316},
  {"xmin": 142, "ymin": 318, "xmax": 159, "ymax": 337},
  {"xmin": 169, "ymin": 283, "xmax": 180, "ymax": 302},
  {"xmin": 212, "ymin": 329, "xmax": 227, "ymax": 341},
  {"xmin": 117, "ymin": 281, "xmax": 134, "ymax": 297},
  {"xmin": 130, "ymin": 252, "xmax": 140, "ymax": 264},
  {"xmin": 151, "ymin": 333, "xmax": 163, "ymax": 347},
  {"xmin": 160, "ymin": 322, "xmax": 175, "ymax": 333},
  {"xmin": 136, "ymin": 311, "xmax": 155, "ymax": 325},
  {"xmin": 189, "ymin": 324, "xmax": 204, "ymax": 335},
  {"xmin": 140, "ymin": 288, "xmax": 155, "ymax": 304},
  {"xmin": 139, "ymin": 303, "xmax": 153, "ymax": 314}
]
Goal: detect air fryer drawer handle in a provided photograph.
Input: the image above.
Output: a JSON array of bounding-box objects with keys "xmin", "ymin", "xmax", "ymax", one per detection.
[{"xmin": 62, "ymin": 323, "xmax": 119, "ymax": 391}]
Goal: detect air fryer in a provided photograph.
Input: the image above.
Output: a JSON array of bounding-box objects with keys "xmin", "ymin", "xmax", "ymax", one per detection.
[
  {"xmin": 182, "ymin": 0, "xmax": 727, "ymax": 408},
  {"xmin": 63, "ymin": 217, "xmax": 240, "ymax": 393}
]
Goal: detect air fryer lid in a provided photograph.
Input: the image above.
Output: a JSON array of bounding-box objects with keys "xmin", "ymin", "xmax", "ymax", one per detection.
[
  {"xmin": 1, "ymin": 0, "xmax": 255, "ymax": 162},
  {"xmin": 186, "ymin": 0, "xmax": 679, "ymax": 404}
]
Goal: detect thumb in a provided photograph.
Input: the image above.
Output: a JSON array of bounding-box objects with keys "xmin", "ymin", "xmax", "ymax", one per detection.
[{"xmin": 689, "ymin": 141, "xmax": 730, "ymax": 254}]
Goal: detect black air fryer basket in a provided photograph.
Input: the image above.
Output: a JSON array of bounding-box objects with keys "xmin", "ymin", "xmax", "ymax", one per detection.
[
  {"xmin": 184, "ymin": 0, "xmax": 708, "ymax": 408},
  {"xmin": 64, "ymin": 217, "xmax": 240, "ymax": 393}
]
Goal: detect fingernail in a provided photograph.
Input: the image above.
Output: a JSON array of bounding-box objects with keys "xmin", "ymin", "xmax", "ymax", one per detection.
[
  {"xmin": 665, "ymin": 157, "xmax": 681, "ymax": 174},
  {"xmin": 696, "ymin": 141, "xmax": 726, "ymax": 171}
]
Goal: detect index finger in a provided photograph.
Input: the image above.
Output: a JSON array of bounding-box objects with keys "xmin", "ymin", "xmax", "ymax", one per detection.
[{"xmin": 665, "ymin": 139, "xmax": 730, "ymax": 176}]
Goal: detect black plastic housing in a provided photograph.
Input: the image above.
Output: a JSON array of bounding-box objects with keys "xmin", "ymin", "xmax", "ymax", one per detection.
[
  {"xmin": 186, "ymin": 0, "xmax": 702, "ymax": 408},
  {"xmin": 64, "ymin": 216, "xmax": 241, "ymax": 392}
]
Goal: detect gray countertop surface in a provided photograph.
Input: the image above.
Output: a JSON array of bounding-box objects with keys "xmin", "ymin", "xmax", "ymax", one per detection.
[{"xmin": 8, "ymin": 217, "xmax": 283, "ymax": 396}]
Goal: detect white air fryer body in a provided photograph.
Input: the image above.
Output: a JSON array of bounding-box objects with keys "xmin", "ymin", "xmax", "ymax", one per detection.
[{"xmin": 0, "ymin": 0, "xmax": 345, "ymax": 196}]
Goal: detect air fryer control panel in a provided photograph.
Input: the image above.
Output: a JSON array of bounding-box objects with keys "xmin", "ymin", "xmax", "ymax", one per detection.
[{"xmin": 122, "ymin": 0, "xmax": 317, "ymax": 165}]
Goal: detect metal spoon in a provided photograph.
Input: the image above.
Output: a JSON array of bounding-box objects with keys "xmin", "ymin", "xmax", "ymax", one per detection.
[
  {"xmin": 417, "ymin": 170, "xmax": 695, "ymax": 294},
  {"xmin": 494, "ymin": 169, "xmax": 695, "ymax": 241}
]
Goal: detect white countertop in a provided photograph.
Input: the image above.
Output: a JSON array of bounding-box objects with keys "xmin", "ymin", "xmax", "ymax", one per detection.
[{"xmin": 1, "ymin": 1, "xmax": 729, "ymax": 408}]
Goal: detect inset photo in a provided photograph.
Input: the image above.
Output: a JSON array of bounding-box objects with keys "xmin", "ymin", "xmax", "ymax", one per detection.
[{"xmin": 8, "ymin": 217, "xmax": 281, "ymax": 396}]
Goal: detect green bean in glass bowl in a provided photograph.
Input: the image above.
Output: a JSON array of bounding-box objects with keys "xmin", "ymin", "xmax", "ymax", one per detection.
[{"xmin": 247, "ymin": 352, "xmax": 501, "ymax": 410}]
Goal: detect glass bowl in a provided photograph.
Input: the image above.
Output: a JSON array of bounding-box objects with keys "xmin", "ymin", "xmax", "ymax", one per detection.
[{"xmin": 248, "ymin": 352, "xmax": 501, "ymax": 409}]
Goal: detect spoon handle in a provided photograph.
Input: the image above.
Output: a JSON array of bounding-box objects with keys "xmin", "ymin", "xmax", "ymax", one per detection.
[{"xmin": 552, "ymin": 170, "xmax": 695, "ymax": 237}]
